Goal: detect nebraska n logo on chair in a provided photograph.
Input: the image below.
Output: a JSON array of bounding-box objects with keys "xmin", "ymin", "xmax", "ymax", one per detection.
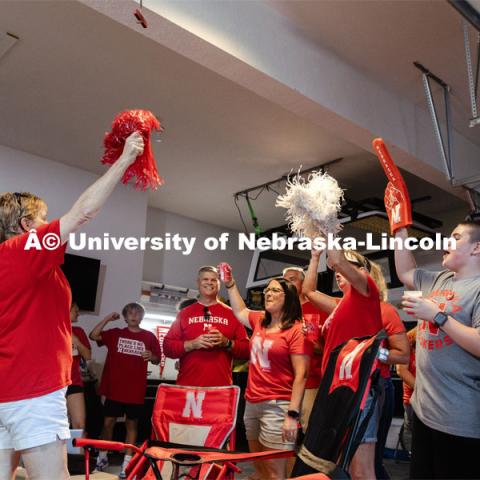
[{"xmin": 182, "ymin": 390, "xmax": 206, "ymax": 418}]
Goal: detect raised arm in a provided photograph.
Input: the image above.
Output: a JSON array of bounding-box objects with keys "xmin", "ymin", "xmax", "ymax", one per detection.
[
  {"xmin": 302, "ymin": 248, "xmax": 337, "ymax": 314},
  {"xmin": 327, "ymin": 248, "xmax": 369, "ymax": 297},
  {"xmin": 89, "ymin": 312, "xmax": 119, "ymax": 342},
  {"xmin": 394, "ymin": 228, "xmax": 417, "ymax": 289},
  {"xmin": 60, "ymin": 132, "xmax": 144, "ymax": 243},
  {"xmin": 218, "ymin": 264, "xmax": 251, "ymax": 327}
]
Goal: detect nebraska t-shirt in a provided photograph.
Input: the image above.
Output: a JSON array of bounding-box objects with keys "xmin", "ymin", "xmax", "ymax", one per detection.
[
  {"xmin": 0, "ymin": 220, "xmax": 72, "ymax": 402},
  {"xmin": 99, "ymin": 327, "xmax": 161, "ymax": 404},
  {"xmin": 71, "ymin": 326, "xmax": 91, "ymax": 387},
  {"xmin": 246, "ymin": 311, "xmax": 311, "ymax": 403},
  {"xmin": 321, "ymin": 274, "xmax": 382, "ymax": 375},
  {"xmin": 302, "ymin": 301, "xmax": 328, "ymax": 389},
  {"xmin": 379, "ymin": 302, "xmax": 406, "ymax": 378},
  {"xmin": 163, "ymin": 301, "xmax": 249, "ymax": 387}
]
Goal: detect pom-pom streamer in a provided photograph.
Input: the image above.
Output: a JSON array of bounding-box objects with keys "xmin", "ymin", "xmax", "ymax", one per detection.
[
  {"xmin": 102, "ymin": 109, "xmax": 164, "ymax": 190},
  {"xmin": 276, "ymin": 170, "xmax": 344, "ymax": 238}
]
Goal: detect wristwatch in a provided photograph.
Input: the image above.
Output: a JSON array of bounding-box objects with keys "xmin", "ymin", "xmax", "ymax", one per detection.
[
  {"xmin": 225, "ymin": 339, "xmax": 233, "ymax": 349},
  {"xmin": 433, "ymin": 311, "xmax": 449, "ymax": 327},
  {"xmin": 287, "ymin": 410, "xmax": 300, "ymax": 420},
  {"xmin": 377, "ymin": 347, "xmax": 390, "ymax": 363}
]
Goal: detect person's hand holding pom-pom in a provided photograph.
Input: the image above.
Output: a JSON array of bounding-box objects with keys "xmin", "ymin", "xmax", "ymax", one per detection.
[{"xmin": 102, "ymin": 109, "xmax": 164, "ymax": 190}]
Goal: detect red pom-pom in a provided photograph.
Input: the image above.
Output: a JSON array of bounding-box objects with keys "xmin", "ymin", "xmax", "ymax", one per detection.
[{"xmin": 102, "ymin": 110, "xmax": 164, "ymax": 190}]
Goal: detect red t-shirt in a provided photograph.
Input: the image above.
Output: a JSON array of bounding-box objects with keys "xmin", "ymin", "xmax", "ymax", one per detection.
[
  {"xmin": 403, "ymin": 328, "xmax": 417, "ymax": 404},
  {"xmin": 321, "ymin": 274, "xmax": 382, "ymax": 375},
  {"xmin": 0, "ymin": 220, "xmax": 72, "ymax": 402},
  {"xmin": 379, "ymin": 302, "xmax": 406, "ymax": 378},
  {"xmin": 99, "ymin": 327, "xmax": 161, "ymax": 404},
  {"xmin": 302, "ymin": 301, "xmax": 328, "ymax": 389},
  {"xmin": 246, "ymin": 311, "xmax": 311, "ymax": 403},
  {"xmin": 71, "ymin": 326, "xmax": 91, "ymax": 387},
  {"xmin": 163, "ymin": 301, "xmax": 249, "ymax": 387}
]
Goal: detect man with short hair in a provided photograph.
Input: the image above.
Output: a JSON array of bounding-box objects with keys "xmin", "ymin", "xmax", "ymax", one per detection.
[
  {"xmin": 395, "ymin": 221, "xmax": 480, "ymax": 479},
  {"xmin": 282, "ymin": 267, "xmax": 327, "ymax": 433},
  {"xmin": 164, "ymin": 266, "xmax": 249, "ymax": 386}
]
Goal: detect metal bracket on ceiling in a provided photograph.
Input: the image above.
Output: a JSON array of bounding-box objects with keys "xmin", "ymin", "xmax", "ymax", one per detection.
[
  {"xmin": 413, "ymin": 62, "xmax": 454, "ymax": 183},
  {"xmin": 463, "ymin": 20, "xmax": 480, "ymax": 127},
  {"xmin": 464, "ymin": 186, "xmax": 480, "ymax": 220}
]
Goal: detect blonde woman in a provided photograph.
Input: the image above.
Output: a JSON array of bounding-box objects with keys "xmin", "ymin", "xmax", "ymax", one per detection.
[
  {"xmin": 303, "ymin": 248, "xmax": 408, "ymax": 480},
  {"xmin": 0, "ymin": 132, "xmax": 144, "ymax": 479}
]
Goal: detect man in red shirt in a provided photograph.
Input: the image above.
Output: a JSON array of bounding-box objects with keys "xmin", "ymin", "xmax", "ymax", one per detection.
[
  {"xmin": 163, "ymin": 266, "xmax": 249, "ymax": 386},
  {"xmin": 282, "ymin": 267, "xmax": 327, "ymax": 433},
  {"xmin": 90, "ymin": 302, "xmax": 161, "ymax": 478}
]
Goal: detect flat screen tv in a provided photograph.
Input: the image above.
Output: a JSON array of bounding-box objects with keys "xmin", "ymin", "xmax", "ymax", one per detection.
[{"xmin": 61, "ymin": 253, "xmax": 101, "ymax": 312}]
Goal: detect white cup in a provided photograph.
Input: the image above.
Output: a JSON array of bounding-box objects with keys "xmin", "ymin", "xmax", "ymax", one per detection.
[
  {"xmin": 403, "ymin": 290, "xmax": 422, "ymax": 318},
  {"xmin": 404, "ymin": 290, "xmax": 422, "ymax": 298}
]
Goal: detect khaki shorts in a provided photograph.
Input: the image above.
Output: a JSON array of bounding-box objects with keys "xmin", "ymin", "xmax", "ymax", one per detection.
[{"xmin": 244, "ymin": 399, "xmax": 295, "ymax": 450}]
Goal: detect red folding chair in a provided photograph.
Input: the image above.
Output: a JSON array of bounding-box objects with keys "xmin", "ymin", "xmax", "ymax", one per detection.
[
  {"xmin": 75, "ymin": 384, "xmax": 294, "ymax": 480},
  {"xmin": 144, "ymin": 384, "xmax": 241, "ymax": 479}
]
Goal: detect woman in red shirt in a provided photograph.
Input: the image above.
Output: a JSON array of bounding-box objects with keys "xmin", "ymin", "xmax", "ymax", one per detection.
[
  {"xmin": 303, "ymin": 247, "xmax": 407, "ymax": 480},
  {"xmin": 67, "ymin": 302, "xmax": 91, "ymax": 435},
  {"xmin": 0, "ymin": 132, "xmax": 144, "ymax": 479},
  {"xmin": 222, "ymin": 270, "xmax": 310, "ymax": 480}
]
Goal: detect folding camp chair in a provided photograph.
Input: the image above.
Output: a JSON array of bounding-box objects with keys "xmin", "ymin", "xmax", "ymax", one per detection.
[
  {"xmin": 292, "ymin": 330, "xmax": 386, "ymax": 479},
  {"xmin": 76, "ymin": 384, "xmax": 295, "ymax": 479},
  {"xmin": 74, "ymin": 438, "xmax": 294, "ymax": 480},
  {"xmin": 143, "ymin": 384, "xmax": 241, "ymax": 479}
]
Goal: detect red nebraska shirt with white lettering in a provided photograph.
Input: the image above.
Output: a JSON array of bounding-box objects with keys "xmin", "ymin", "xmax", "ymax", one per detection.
[
  {"xmin": 0, "ymin": 220, "xmax": 72, "ymax": 402},
  {"xmin": 321, "ymin": 274, "xmax": 382, "ymax": 375},
  {"xmin": 99, "ymin": 327, "xmax": 161, "ymax": 404},
  {"xmin": 246, "ymin": 311, "xmax": 311, "ymax": 403},
  {"xmin": 163, "ymin": 302, "xmax": 249, "ymax": 387},
  {"xmin": 71, "ymin": 326, "xmax": 91, "ymax": 386},
  {"xmin": 302, "ymin": 301, "xmax": 328, "ymax": 389}
]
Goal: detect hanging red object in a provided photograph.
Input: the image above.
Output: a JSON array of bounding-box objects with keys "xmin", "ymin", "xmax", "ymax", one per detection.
[{"xmin": 102, "ymin": 110, "xmax": 164, "ymax": 190}]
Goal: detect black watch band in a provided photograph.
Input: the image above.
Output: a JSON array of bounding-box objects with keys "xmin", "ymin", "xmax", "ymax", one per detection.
[
  {"xmin": 287, "ymin": 410, "xmax": 300, "ymax": 420},
  {"xmin": 433, "ymin": 311, "xmax": 448, "ymax": 327},
  {"xmin": 225, "ymin": 339, "xmax": 233, "ymax": 349}
]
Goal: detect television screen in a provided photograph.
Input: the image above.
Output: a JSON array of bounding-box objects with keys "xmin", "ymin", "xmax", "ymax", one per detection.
[{"xmin": 61, "ymin": 253, "xmax": 101, "ymax": 312}]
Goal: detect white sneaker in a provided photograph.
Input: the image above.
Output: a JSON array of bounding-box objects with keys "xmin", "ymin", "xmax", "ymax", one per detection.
[
  {"xmin": 94, "ymin": 456, "xmax": 109, "ymax": 472},
  {"xmin": 119, "ymin": 457, "xmax": 131, "ymax": 479}
]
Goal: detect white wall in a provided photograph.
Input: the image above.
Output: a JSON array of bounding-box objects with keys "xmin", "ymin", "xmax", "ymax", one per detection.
[
  {"xmin": 143, "ymin": 207, "xmax": 253, "ymax": 297},
  {"xmin": 0, "ymin": 144, "xmax": 148, "ymax": 367}
]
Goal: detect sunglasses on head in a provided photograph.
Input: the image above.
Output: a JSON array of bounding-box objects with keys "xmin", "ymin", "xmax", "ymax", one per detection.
[{"xmin": 203, "ymin": 306, "xmax": 211, "ymax": 320}]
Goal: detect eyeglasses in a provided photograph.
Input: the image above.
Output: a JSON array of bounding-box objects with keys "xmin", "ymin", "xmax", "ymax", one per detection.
[
  {"xmin": 203, "ymin": 306, "xmax": 211, "ymax": 320},
  {"xmin": 263, "ymin": 287, "xmax": 285, "ymax": 295}
]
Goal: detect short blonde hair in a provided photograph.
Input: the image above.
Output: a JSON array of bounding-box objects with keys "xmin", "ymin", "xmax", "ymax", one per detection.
[
  {"xmin": 344, "ymin": 250, "xmax": 388, "ymax": 302},
  {"xmin": 0, "ymin": 192, "xmax": 46, "ymax": 243}
]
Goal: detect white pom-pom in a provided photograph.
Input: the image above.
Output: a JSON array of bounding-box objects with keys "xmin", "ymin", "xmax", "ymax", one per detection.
[{"xmin": 276, "ymin": 170, "xmax": 344, "ymax": 238}]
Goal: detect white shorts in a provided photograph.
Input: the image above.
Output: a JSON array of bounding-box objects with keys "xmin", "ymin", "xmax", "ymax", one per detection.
[{"xmin": 0, "ymin": 388, "xmax": 70, "ymax": 451}]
